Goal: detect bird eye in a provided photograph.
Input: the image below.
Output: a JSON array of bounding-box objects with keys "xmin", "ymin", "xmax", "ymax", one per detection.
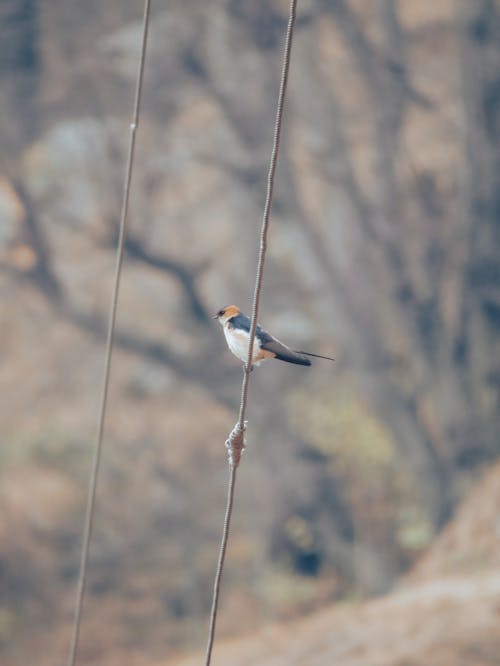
[{"xmin": 218, "ymin": 309, "xmax": 225, "ymax": 317}]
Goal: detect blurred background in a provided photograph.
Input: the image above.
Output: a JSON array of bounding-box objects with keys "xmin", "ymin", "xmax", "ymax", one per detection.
[{"xmin": 1, "ymin": 0, "xmax": 500, "ymax": 664}]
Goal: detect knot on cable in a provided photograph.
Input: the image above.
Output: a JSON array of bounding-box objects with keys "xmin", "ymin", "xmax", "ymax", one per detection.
[{"xmin": 225, "ymin": 422, "xmax": 247, "ymax": 468}]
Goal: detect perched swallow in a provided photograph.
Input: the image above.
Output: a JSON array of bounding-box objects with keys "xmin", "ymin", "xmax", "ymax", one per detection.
[{"xmin": 213, "ymin": 305, "xmax": 335, "ymax": 368}]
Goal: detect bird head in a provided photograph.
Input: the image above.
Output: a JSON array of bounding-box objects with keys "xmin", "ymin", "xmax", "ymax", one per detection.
[{"xmin": 212, "ymin": 305, "xmax": 240, "ymax": 324}]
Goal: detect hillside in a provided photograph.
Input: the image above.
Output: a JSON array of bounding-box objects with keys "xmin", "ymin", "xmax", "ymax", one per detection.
[
  {"xmin": 1, "ymin": 1, "xmax": 499, "ymax": 664},
  {"xmin": 170, "ymin": 574, "xmax": 500, "ymax": 666},
  {"xmin": 169, "ymin": 464, "xmax": 500, "ymax": 666}
]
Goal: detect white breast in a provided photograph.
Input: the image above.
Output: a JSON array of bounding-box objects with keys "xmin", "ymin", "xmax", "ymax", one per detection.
[{"xmin": 223, "ymin": 325, "xmax": 263, "ymax": 365}]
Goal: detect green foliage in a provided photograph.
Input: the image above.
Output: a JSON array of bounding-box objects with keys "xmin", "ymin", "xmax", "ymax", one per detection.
[
  {"xmin": 0, "ymin": 426, "xmax": 89, "ymax": 478},
  {"xmin": 288, "ymin": 381, "xmax": 396, "ymax": 482},
  {"xmin": 265, "ymin": 570, "xmax": 321, "ymax": 611},
  {"xmin": 0, "ymin": 607, "xmax": 18, "ymax": 645},
  {"xmin": 288, "ymin": 379, "xmax": 433, "ymax": 554}
]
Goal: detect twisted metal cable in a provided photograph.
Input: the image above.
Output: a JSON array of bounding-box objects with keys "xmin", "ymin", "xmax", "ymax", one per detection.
[
  {"xmin": 66, "ymin": 2, "xmax": 152, "ymax": 665},
  {"xmin": 204, "ymin": 2, "xmax": 298, "ymax": 664},
  {"xmin": 238, "ymin": 0, "xmax": 298, "ymax": 431},
  {"xmin": 204, "ymin": 460, "xmax": 239, "ymax": 665}
]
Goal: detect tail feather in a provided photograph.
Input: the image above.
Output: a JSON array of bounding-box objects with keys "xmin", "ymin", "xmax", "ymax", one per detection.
[
  {"xmin": 294, "ymin": 350, "xmax": 335, "ymax": 362},
  {"xmin": 274, "ymin": 350, "xmax": 312, "ymax": 366},
  {"xmin": 260, "ymin": 337, "xmax": 312, "ymax": 366}
]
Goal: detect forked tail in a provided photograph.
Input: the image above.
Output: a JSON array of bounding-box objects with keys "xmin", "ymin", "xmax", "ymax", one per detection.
[{"xmin": 294, "ymin": 350, "xmax": 335, "ymax": 362}]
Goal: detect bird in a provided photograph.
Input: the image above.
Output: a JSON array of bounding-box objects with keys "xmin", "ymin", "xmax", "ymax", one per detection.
[{"xmin": 213, "ymin": 305, "xmax": 335, "ymax": 369}]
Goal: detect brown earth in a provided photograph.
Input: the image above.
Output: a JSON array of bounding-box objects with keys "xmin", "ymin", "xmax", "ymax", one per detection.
[
  {"xmin": 169, "ymin": 574, "xmax": 500, "ymax": 666},
  {"xmin": 167, "ymin": 464, "xmax": 500, "ymax": 666},
  {"xmin": 1, "ymin": 1, "xmax": 499, "ymax": 665}
]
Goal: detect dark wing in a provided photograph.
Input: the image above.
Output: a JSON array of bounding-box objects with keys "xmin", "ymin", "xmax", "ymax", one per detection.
[
  {"xmin": 228, "ymin": 313, "xmax": 273, "ymax": 342},
  {"xmin": 258, "ymin": 329, "xmax": 311, "ymax": 366},
  {"xmin": 228, "ymin": 312, "xmax": 251, "ymax": 331},
  {"xmin": 229, "ymin": 312, "xmax": 311, "ymax": 366}
]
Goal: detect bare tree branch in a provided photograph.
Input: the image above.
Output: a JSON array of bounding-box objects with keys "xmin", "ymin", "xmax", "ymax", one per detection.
[
  {"xmin": 122, "ymin": 234, "xmax": 210, "ymax": 323},
  {"xmin": 11, "ymin": 178, "xmax": 64, "ymax": 302}
]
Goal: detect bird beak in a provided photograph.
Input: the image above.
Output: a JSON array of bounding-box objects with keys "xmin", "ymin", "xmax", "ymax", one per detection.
[{"xmin": 212, "ymin": 313, "xmax": 219, "ymax": 319}]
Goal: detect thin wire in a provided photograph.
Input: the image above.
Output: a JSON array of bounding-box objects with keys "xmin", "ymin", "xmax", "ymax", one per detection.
[
  {"xmin": 238, "ymin": 0, "xmax": 298, "ymax": 431},
  {"xmin": 66, "ymin": 2, "xmax": 152, "ymax": 665},
  {"xmin": 204, "ymin": 2, "xmax": 298, "ymax": 664},
  {"xmin": 203, "ymin": 465, "xmax": 238, "ymax": 666}
]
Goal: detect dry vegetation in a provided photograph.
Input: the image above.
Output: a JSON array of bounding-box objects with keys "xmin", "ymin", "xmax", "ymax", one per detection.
[
  {"xmin": 170, "ymin": 462, "xmax": 500, "ymax": 666},
  {"xmin": 0, "ymin": 1, "xmax": 499, "ymax": 664}
]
